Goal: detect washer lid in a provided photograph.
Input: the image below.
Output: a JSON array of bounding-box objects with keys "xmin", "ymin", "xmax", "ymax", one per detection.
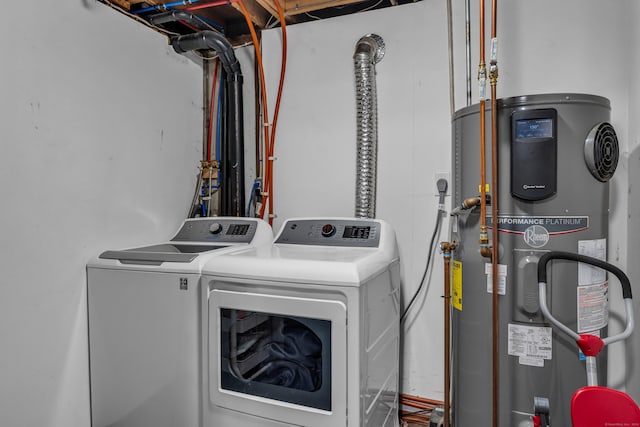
[{"xmin": 99, "ymin": 244, "xmax": 228, "ymax": 265}]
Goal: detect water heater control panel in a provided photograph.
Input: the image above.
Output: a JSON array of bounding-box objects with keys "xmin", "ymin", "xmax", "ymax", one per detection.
[{"xmin": 511, "ymin": 108, "xmax": 557, "ymax": 201}]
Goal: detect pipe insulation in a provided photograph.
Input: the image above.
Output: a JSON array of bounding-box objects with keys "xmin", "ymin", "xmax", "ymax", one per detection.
[
  {"xmin": 171, "ymin": 31, "xmax": 245, "ymax": 216},
  {"xmin": 353, "ymin": 34, "xmax": 384, "ymax": 219}
]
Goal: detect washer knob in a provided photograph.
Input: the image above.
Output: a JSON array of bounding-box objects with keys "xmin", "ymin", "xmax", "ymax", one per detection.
[
  {"xmin": 321, "ymin": 223, "xmax": 336, "ymax": 237},
  {"xmin": 209, "ymin": 223, "xmax": 223, "ymax": 234}
]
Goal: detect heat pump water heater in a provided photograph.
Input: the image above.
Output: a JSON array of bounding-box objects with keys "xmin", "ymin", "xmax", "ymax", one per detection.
[{"xmin": 451, "ymin": 93, "xmax": 619, "ymax": 426}]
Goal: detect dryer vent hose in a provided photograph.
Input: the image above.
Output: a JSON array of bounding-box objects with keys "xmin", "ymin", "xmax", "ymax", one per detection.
[{"xmin": 354, "ymin": 34, "xmax": 384, "ymax": 219}]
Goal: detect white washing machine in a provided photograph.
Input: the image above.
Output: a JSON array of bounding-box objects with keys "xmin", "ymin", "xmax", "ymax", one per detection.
[
  {"xmin": 200, "ymin": 218, "xmax": 401, "ymax": 427},
  {"xmin": 87, "ymin": 217, "xmax": 272, "ymax": 427}
]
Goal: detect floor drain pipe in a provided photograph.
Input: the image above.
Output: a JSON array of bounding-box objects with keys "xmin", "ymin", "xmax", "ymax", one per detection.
[
  {"xmin": 171, "ymin": 31, "xmax": 245, "ymax": 216},
  {"xmin": 353, "ymin": 34, "xmax": 384, "ymax": 219}
]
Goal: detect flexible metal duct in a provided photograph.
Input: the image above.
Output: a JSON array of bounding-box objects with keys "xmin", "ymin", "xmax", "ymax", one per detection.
[
  {"xmin": 171, "ymin": 31, "xmax": 245, "ymax": 217},
  {"xmin": 353, "ymin": 34, "xmax": 384, "ymax": 219}
]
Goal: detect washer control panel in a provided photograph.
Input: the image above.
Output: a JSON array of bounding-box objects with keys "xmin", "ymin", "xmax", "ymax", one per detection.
[
  {"xmin": 172, "ymin": 219, "xmax": 257, "ymax": 243},
  {"xmin": 275, "ymin": 219, "xmax": 381, "ymax": 247}
]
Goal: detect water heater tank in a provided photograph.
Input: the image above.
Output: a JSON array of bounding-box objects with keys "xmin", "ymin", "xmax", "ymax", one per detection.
[{"xmin": 451, "ymin": 93, "xmax": 618, "ymax": 426}]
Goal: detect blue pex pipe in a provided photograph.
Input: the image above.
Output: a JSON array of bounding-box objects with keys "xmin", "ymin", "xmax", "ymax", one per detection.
[
  {"xmin": 133, "ymin": 0, "xmax": 201, "ymax": 15},
  {"xmin": 247, "ymin": 181, "xmax": 260, "ymax": 217}
]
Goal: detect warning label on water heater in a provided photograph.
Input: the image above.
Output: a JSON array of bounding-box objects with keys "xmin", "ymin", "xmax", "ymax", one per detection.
[
  {"xmin": 577, "ymin": 239, "xmax": 608, "ymax": 333},
  {"xmin": 452, "ymin": 260, "xmax": 463, "ymax": 311},
  {"xmin": 577, "ymin": 282, "xmax": 609, "ymax": 333},
  {"xmin": 508, "ymin": 323, "xmax": 553, "ymax": 367}
]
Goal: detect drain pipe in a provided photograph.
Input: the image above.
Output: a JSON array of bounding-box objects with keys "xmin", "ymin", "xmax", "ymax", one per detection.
[
  {"xmin": 353, "ymin": 34, "xmax": 384, "ymax": 219},
  {"xmin": 171, "ymin": 31, "xmax": 245, "ymax": 216}
]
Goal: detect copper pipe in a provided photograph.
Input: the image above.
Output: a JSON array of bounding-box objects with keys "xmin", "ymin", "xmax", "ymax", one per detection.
[
  {"xmin": 401, "ymin": 413, "xmax": 431, "ymax": 426},
  {"xmin": 441, "ymin": 242, "xmax": 457, "ymax": 427},
  {"xmin": 401, "ymin": 400, "xmax": 437, "ymax": 411},
  {"xmin": 490, "ymin": 86, "xmax": 499, "ymax": 427},
  {"xmin": 491, "ymin": 0, "xmax": 498, "ymax": 38},
  {"xmin": 478, "ymin": 0, "xmax": 490, "ymax": 258},
  {"xmin": 400, "ymin": 394, "xmax": 444, "ymax": 406},
  {"xmin": 462, "ymin": 196, "xmax": 481, "ymax": 209},
  {"xmin": 489, "ymin": 0, "xmax": 499, "ymax": 425},
  {"xmin": 479, "ymin": 0, "xmax": 485, "ymax": 60}
]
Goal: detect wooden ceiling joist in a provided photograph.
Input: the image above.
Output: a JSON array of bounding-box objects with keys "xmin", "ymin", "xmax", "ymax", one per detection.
[
  {"xmin": 109, "ymin": 0, "xmax": 131, "ymax": 9},
  {"xmin": 281, "ymin": 0, "xmax": 368, "ymax": 15}
]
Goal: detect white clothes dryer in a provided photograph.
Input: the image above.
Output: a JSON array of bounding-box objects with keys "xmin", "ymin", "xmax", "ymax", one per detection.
[
  {"xmin": 87, "ymin": 217, "xmax": 272, "ymax": 427},
  {"xmin": 200, "ymin": 218, "xmax": 401, "ymax": 427}
]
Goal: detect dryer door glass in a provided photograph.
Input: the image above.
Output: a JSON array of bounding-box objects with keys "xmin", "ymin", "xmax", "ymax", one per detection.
[{"xmin": 220, "ymin": 308, "xmax": 332, "ymax": 411}]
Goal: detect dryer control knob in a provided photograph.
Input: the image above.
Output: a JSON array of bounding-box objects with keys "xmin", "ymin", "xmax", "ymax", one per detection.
[
  {"xmin": 209, "ymin": 223, "xmax": 223, "ymax": 234},
  {"xmin": 321, "ymin": 224, "xmax": 336, "ymax": 237}
]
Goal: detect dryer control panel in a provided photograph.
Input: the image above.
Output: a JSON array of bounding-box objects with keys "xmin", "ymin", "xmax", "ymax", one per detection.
[{"xmin": 275, "ymin": 219, "xmax": 381, "ymax": 247}]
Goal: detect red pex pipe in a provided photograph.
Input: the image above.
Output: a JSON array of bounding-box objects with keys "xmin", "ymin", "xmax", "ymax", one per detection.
[{"xmin": 184, "ymin": 0, "xmax": 237, "ymax": 11}]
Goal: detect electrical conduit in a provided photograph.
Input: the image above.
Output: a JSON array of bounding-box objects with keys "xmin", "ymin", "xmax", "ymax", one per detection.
[{"xmin": 353, "ymin": 34, "xmax": 384, "ymax": 219}]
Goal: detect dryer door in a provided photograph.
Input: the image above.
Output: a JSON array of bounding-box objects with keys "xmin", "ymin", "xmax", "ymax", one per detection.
[{"xmin": 208, "ymin": 289, "xmax": 347, "ymax": 426}]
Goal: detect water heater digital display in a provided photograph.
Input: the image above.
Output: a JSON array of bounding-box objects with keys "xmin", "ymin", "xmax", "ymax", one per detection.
[
  {"xmin": 515, "ymin": 118, "xmax": 553, "ymax": 139},
  {"xmin": 511, "ymin": 109, "xmax": 557, "ymax": 201}
]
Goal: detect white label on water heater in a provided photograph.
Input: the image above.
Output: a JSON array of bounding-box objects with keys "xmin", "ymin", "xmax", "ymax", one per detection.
[
  {"xmin": 485, "ymin": 263, "xmax": 507, "ymax": 295},
  {"xmin": 578, "ymin": 239, "xmax": 607, "ymax": 286},
  {"xmin": 508, "ymin": 324, "xmax": 553, "ymax": 367},
  {"xmin": 577, "ymin": 282, "xmax": 609, "ymax": 333},
  {"xmin": 577, "ymin": 239, "xmax": 608, "ymax": 333}
]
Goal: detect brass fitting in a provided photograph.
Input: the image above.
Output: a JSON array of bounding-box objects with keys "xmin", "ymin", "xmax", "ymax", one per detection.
[
  {"xmin": 462, "ymin": 197, "xmax": 482, "ymax": 210},
  {"xmin": 480, "ymin": 246, "xmax": 493, "ymax": 258},
  {"xmin": 489, "ymin": 64, "xmax": 499, "ymax": 85},
  {"xmin": 478, "ymin": 62, "xmax": 487, "ymax": 80},
  {"xmin": 479, "ymin": 226, "xmax": 492, "ymax": 258},
  {"xmin": 201, "ymin": 160, "xmax": 219, "ymax": 180},
  {"xmin": 441, "ymin": 241, "xmax": 457, "ymax": 255},
  {"xmin": 200, "ymin": 160, "xmax": 219, "ymax": 169}
]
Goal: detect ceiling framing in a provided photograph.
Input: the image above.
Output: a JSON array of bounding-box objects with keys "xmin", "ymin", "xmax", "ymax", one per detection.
[{"xmin": 101, "ymin": 0, "xmax": 404, "ymax": 45}]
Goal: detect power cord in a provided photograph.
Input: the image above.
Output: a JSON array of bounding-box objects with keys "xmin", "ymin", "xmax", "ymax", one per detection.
[{"xmin": 401, "ymin": 179, "xmax": 448, "ymax": 322}]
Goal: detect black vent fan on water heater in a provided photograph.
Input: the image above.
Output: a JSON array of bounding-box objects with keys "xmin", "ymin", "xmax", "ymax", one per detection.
[{"xmin": 584, "ymin": 122, "xmax": 619, "ymax": 182}]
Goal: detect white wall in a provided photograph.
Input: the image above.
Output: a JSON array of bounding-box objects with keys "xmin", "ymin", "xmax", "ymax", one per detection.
[
  {"xmin": 627, "ymin": 0, "xmax": 640, "ymax": 401},
  {"xmin": 263, "ymin": 0, "xmax": 452, "ymax": 397},
  {"xmin": 0, "ymin": 2, "xmax": 203, "ymax": 426},
  {"xmin": 1, "ymin": 1, "xmax": 635, "ymax": 424},
  {"xmin": 262, "ymin": 0, "xmax": 639, "ymax": 401}
]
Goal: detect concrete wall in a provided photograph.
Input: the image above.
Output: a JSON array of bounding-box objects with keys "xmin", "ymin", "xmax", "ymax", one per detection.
[{"xmin": 0, "ymin": 2, "xmax": 203, "ymax": 426}]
